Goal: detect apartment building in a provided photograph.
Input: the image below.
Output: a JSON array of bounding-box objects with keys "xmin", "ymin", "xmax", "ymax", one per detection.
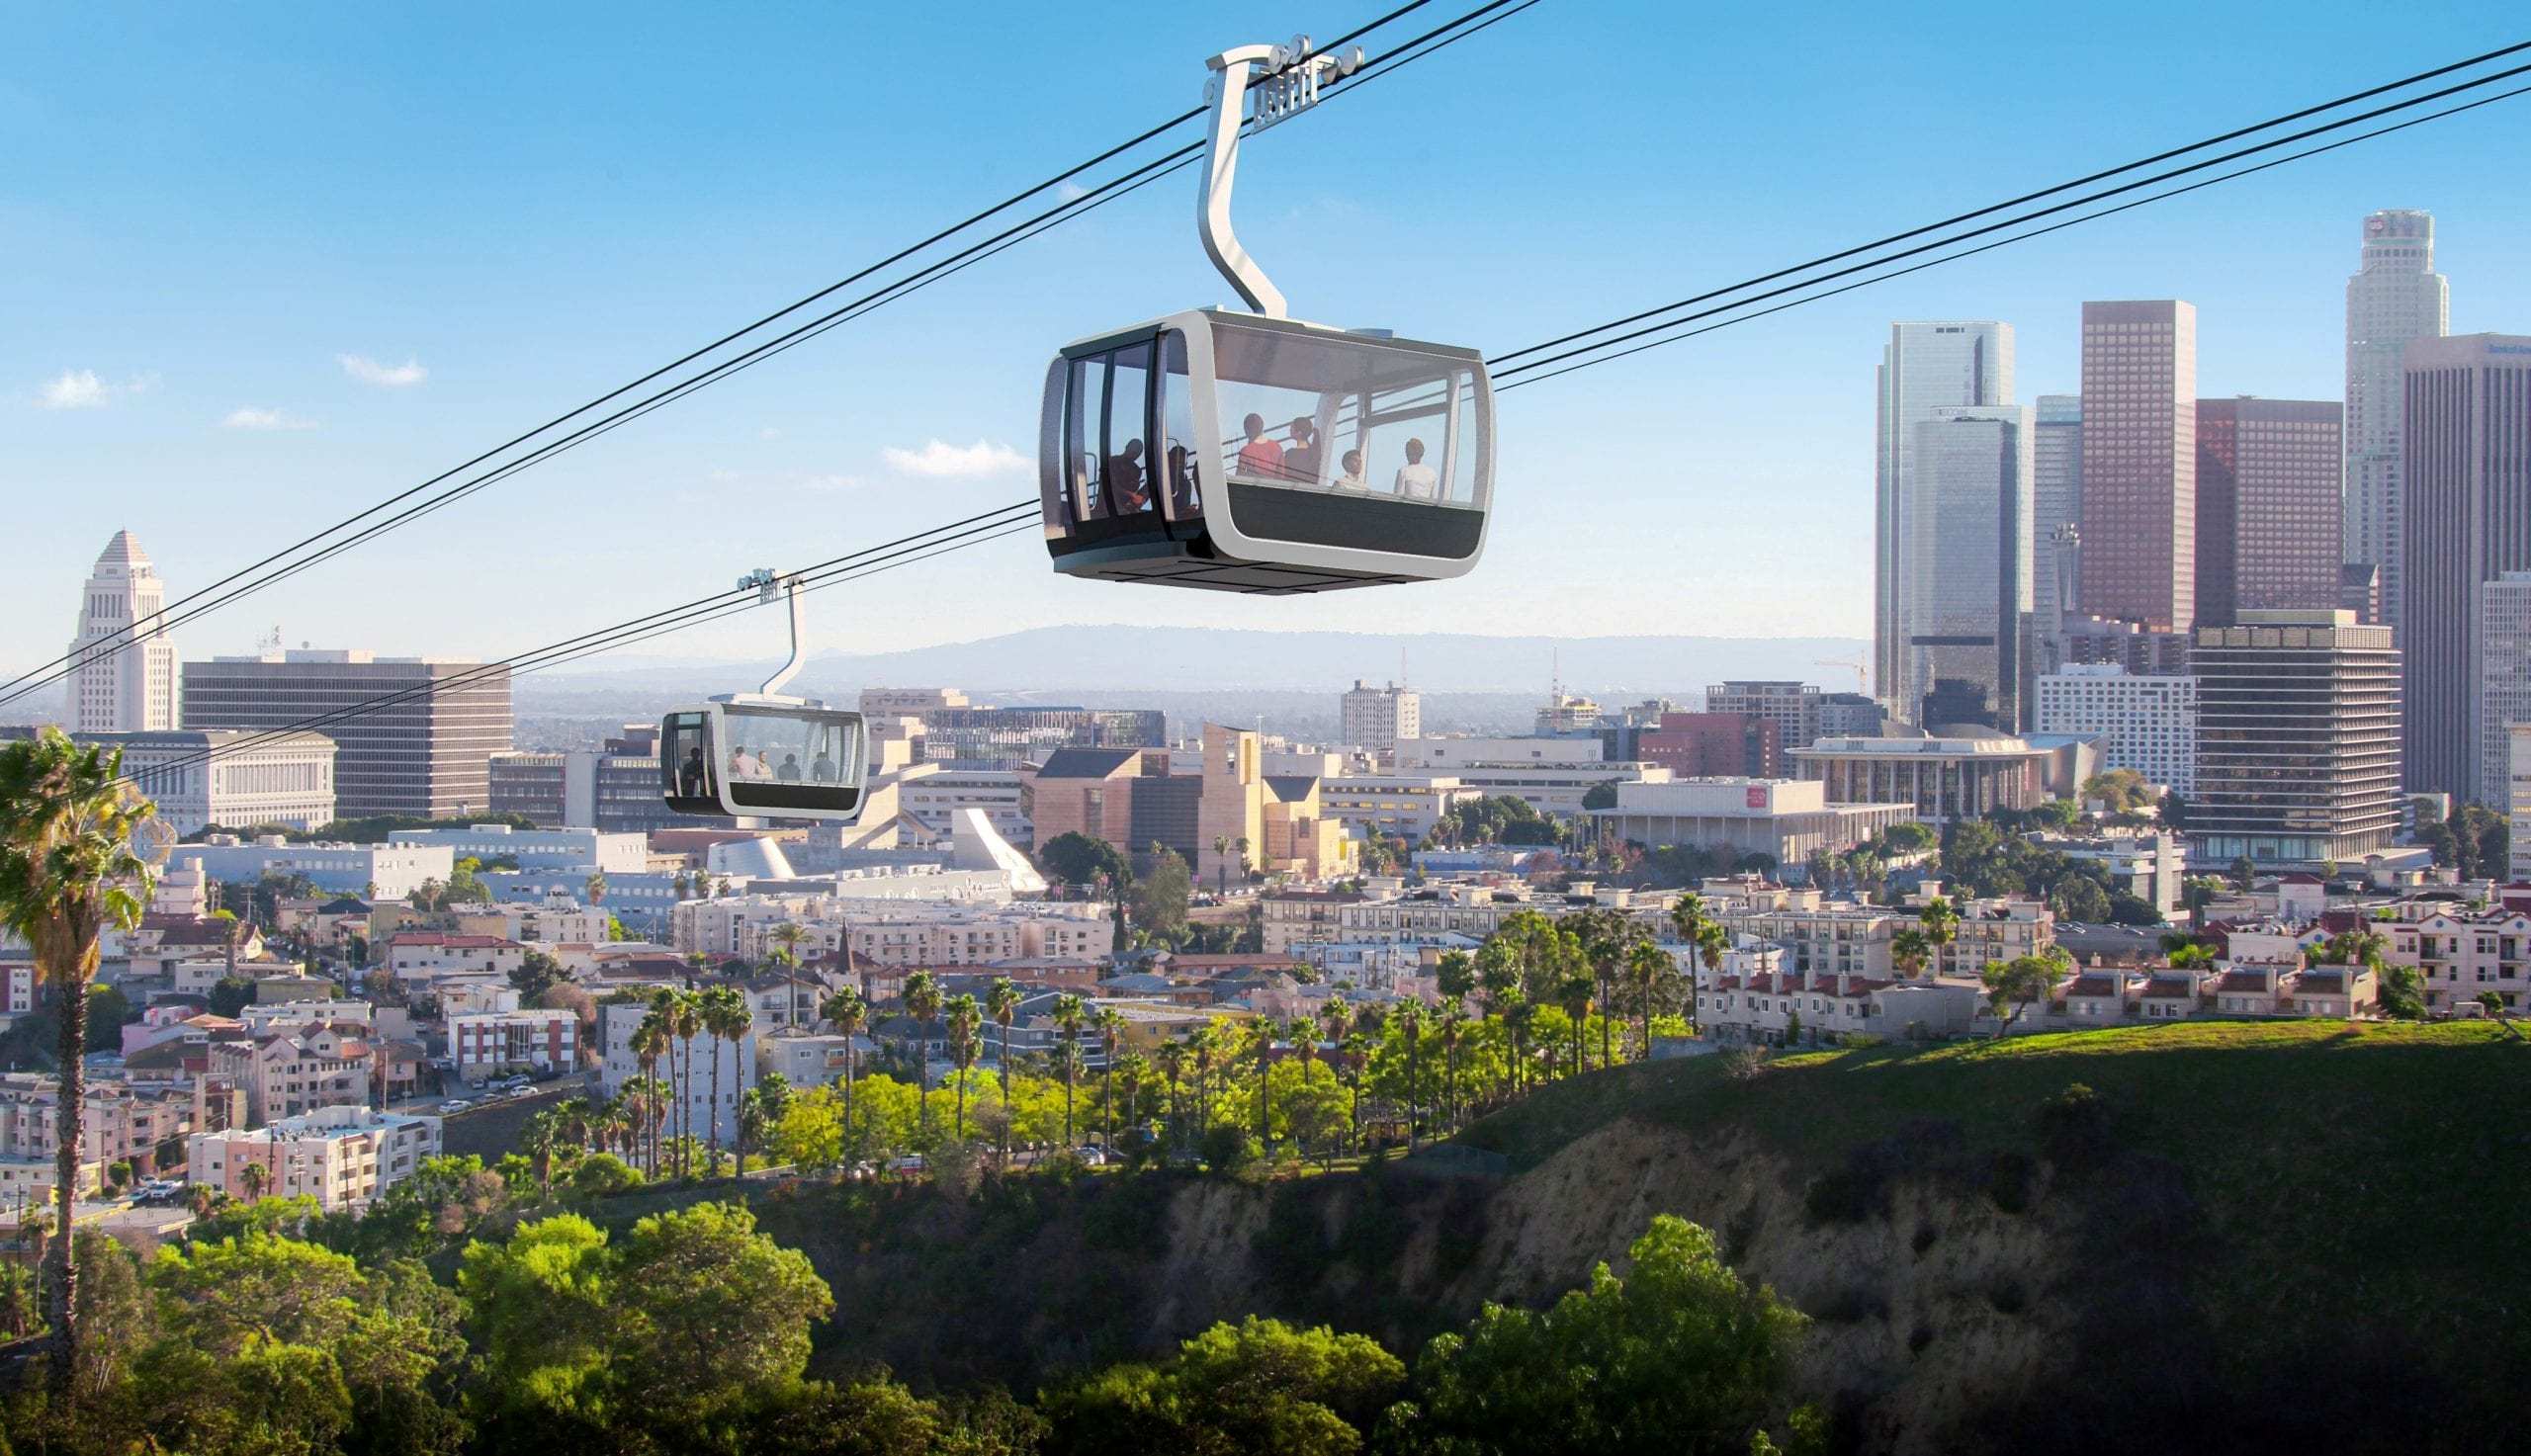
[
  {"xmin": 596, "ymin": 999, "xmax": 756, "ymax": 1144},
  {"xmin": 2384, "ymin": 909, "xmax": 2530, "ymax": 1012},
  {"xmin": 0, "ymin": 1075, "xmax": 196, "ymax": 1198},
  {"xmin": 208, "ymin": 1022, "xmax": 390, "ymax": 1123},
  {"xmin": 188, "ymin": 1106, "xmax": 443, "ymax": 1211},
  {"xmin": 381, "ymin": 933, "xmax": 529, "ymax": 985},
  {"xmin": 450, "ymin": 1009, "xmax": 578, "ymax": 1082}
]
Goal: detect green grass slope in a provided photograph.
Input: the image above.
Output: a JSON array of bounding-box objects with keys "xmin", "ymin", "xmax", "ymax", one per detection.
[{"xmin": 1456, "ymin": 1020, "xmax": 2529, "ymax": 1450}]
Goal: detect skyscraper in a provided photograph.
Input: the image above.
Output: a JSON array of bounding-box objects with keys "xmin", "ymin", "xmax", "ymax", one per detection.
[
  {"xmin": 2343, "ymin": 209, "xmax": 2448, "ymax": 628},
  {"xmin": 1875, "ymin": 321, "xmax": 2014, "ymax": 714},
  {"xmin": 181, "ymin": 648, "xmax": 512, "ymax": 819},
  {"xmin": 2032, "ymin": 394, "xmax": 2083, "ymax": 625},
  {"xmin": 2078, "ymin": 300, "xmax": 2198, "ymax": 632},
  {"xmin": 2190, "ymin": 610, "xmax": 2400, "ymax": 866},
  {"xmin": 65, "ymin": 531, "xmax": 178, "ymax": 731},
  {"xmin": 2400, "ymin": 333, "xmax": 2531, "ymax": 800},
  {"xmin": 1901, "ymin": 405, "xmax": 2035, "ymax": 728},
  {"xmin": 2477, "ymin": 572, "xmax": 2531, "ymax": 811},
  {"xmin": 2194, "ymin": 396, "xmax": 2343, "ymax": 626}
]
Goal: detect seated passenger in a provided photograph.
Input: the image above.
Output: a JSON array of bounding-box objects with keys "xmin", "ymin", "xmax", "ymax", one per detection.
[
  {"xmin": 776, "ymin": 753, "xmax": 803, "ymax": 782},
  {"xmin": 679, "ymin": 746, "xmax": 710, "ymax": 798},
  {"xmin": 1235, "ymin": 413, "xmax": 1283, "ymax": 478},
  {"xmin": 810, "ymin": 750, "xmax": 838, "ymax": 783},
  {"xmin": 1167, "ymin": 444, "xmax": 1199, "ymax": 514},
  {"xmin": 1393, "ymin": 437, "xmax": 1440, "ymax": 500},
  {"xmin": 1104, "ymin": 439, "xmax": 1151, "ymax": 512},
  {"xmin": 1281, "ymin": 417, "xmax": 1320, "ymax": 482},
  {"xmin": 1333, "ymin": 449, "xmax": 1368, "ymax": 491}
]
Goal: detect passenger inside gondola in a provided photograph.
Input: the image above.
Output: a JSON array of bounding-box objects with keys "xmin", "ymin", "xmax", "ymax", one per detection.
[
  {"xmin": 811, "ymin": 748, "xmax": 837, "ymax": 782},
  {"xmin": 1393, "ymin": 437, "xmax": 1440, "ymax": 500},
  {"xmin": 776, "ymin": 753, "xmax": 803, "ymax": 782},
  {"xmin": 1105, "ymin": 439, "xmax": 1151, "ymax": 512},
  {"xmin": 1282, "ymin": 417, "xmax": 1319, "ymax": 483},
  {"xmin": 680, "ymin": 745, "xmax": 710, "ymax": 798},
  {"xmin": 1334, "ymin": 449, "xmax": 1366, "ymax": 490},
  {"xmin": 1167, "ymin": 443, "xmax": 1198, "ymax": 514},
  {"xmin": 1236, "ymin": 413, "xmax": 1283, "ymax": 477}
]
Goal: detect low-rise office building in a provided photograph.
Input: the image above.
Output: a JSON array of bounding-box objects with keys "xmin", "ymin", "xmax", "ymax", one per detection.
[{"xmin": 1587, "ymin": 778, "xmax": 1915, "ymax": 864}]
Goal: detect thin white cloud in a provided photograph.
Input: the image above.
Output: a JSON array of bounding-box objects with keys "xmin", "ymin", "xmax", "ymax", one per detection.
[
  {"xmin": 221, "ymin": 406, "xmax": 318, "ymax": 431},
  {"xmin": 39, "ymin": 370, "xmax": 107, "ymax": 409},
  {"xmin": 338, "ymin": 353, "xmax": 428, "ymax": 387},
  {"xmin": 1056, "ymin": 180, "xmax": 1091, "ymax": 203},
  {"xmin": 802, "ymin": 473, "xmax": 864, "ymax": 494},
  {"xmin": 882, "ymin": 439, "xmax": 1027, "ymax": 479}
]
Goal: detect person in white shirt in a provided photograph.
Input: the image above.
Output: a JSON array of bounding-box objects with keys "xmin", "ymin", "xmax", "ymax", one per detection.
[
  {"xmin": 1333, "ymin": 449, "xmax": 1368, "ymax": 491},
  {"xmin": 1392, "ymin": 436, "xmax": 1440, "ymax": 500}
]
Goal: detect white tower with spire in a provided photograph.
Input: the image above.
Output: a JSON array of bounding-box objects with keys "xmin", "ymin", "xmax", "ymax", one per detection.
[{"xmin": 66, "ymin": 531, "xmax": 178, "ymax": 731}]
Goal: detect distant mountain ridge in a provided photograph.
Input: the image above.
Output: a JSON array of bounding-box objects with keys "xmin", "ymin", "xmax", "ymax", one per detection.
[{"xmin": 522, "ymin": 625, "xmax": 1871, "ymax": 700}]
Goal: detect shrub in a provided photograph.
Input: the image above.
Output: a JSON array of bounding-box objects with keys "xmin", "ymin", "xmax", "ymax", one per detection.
[{"xmin": 1198, "ymin": 1124, "xmax": 1258, "ymax": 1176}]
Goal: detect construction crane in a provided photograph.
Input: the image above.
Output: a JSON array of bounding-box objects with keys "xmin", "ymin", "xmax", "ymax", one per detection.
[{"xmin": 1816, "ymin": 657, "xmax": 1869, "ymax": 694}]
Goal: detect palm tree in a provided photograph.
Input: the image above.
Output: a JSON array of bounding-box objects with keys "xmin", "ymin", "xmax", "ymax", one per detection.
[
  {"xmin": 1339, "ymin": 1030, "xmax": 1370, "ymax": 1156},
  {"xmin": 1437, "ymin": 1005, "xmax": 1466, "ymax": 1129},
  {"xmin": 1557, "ymin": 973, "xmax": 1595, "ymax": 1077},
  {"xmin": 186, "ymin": 1183, "xmax": 217, "ymax": 1221},
  {"xmin": 1093, "ymin": 1006, "xmax": 1125, "ymax": 1153},
  {"xmin": 1624, "ymin": 940, "xmax": 1682, "ymax": 1060},
  {"xmin": 1318, "ymin": 998, "xmax": 1353, "ymax": 1155},
  {"xmin": 239, "ymin": 1160, "xmax": 269, "ymax": 1202},
  {"xmin": 1191, "ymin": 1023, "xmax": 1219, "ymax": 1138},
  {"xmin": 943, "ymin": 992, "xmax": 984, "ymax": 1142},
  {"xmin": 1248, "ymin": 1017, "xmax": 1276, "ymax": 1150},
  {"xmin": 702, "ymin": 985, "xmax": 749, "ymax": 1172},
  {"xmin": 662, "ymin": 988, "xmax": 704, "ymax": 1176},
  {"xmin": 1918, "ymin": 896, "xmax": 1961, "ymax": 978},
  {"xmin": 0, "ymin": 728, "xmax": 153, "ymax": 1384},
  {"xmin": 1211, "ymin": 834, "xmax": 1232, "ymax": 898},
  {"xmin": 1394, "ymin": 1000, "xmax": 1425, "ymax": 1149},
  {"xmin": 1233, "ymin": 836, "xmax": 1252, "ymax": 887},
  {"xmin": 522, "ymin": 1109, "xmax": 561, "ymax": 1197},
  {"xmin": 584, "ymin": 870, "xmax": 608, "ymax": 906},
  {"xmin": 769, "ymin": 921, "xmax": 807, "ymax": 1029},
  {"xmin": 1288, "ymin": 1018, "xmax": 1320, "ymax": 1156},
  {"xmin": 903, "ymin": 972, "xmax": 943, "ymax": 1132},
  {"xmin": 1156, "ymin": 1040, "xmax": 1189, "ymax": 1155},
  {"xmin": 738, "ymin": 1085, "xmax": 773, "ymax": 1177},
  {"xmin": 1051, "ymin": 993, "xmax": 1088, "ymax": 1147},
  {"xmin": 1670, "ymin": 894, "xmax": 1729, "ymax": 1041},
  {"xmin": 985, "ymin": 978, "xmax": 1023, "ymax": 1157},
  {"xmin": 1890, "ymin": 928, "xmax": 1931, "ymax": 982},
  {"xmin": 631, "ymin": 1013, "xmax": 670, "ymax": 1175},
  {"xmin": 823, "ymin": 986, "xmax": 868, "ymax": 1147}
]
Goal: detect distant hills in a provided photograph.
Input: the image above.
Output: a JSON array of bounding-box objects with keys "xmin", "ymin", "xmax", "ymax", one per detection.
[{"xmin": 522, "ymin": 626, "xmax": 1872, "ymax": 702}]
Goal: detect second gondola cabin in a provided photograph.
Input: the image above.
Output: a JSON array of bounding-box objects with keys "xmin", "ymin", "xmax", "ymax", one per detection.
[
  {"xmin": 1039, "ymin": 309, "xmax": 1492, "ymax": 593},
  {"xmin": 658, "ymin": 697, "xmax": 868, "ymax": 823}
]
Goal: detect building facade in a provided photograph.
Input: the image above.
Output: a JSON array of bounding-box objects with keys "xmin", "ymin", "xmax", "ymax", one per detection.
[
  {"xmin": 449, "ymin": 1009, "xmax": 578, "ymax": 1082},
  {"xmin": 2033, "ymin": 394, "xmax": 2084, "ymax": 627},
  {"xmin": 1339, "ymin": 680, "xmax": 1421, "ymax": 757},
  {"xmin": 65, "ymin": 531, "xmax": 178, "ymax": 732},
  {"xmin": 2480, "ymin": 573, "xmax": 2531, "ymax": 811},
  {"xmin": 188, "ymin": 1107, "xmax": 442, "ymax": 1212},
  {"xmin": 1791, "ymin": 734, "xmax": 2052, "ymax": 824},
  {"xmin": 1703, "ymin": 682, "xmax": 1824, "ymax": 752},
  {"xmin": 2194, "ymin": 396, "xmax": 2343, "ymax": 626},
  {"xmin": 182, "ymin": 648, "xmax": 513, "ymax": 818},
  {"xmin": 171, "ymin": 837, "xmax": 453, "ymax": 899},
  {"xmin": 1876, "ymin": 321, "xmax": 2015, "ymax": 710},
  {"xmin": 1638, "ymin": 713, "xmax": 1781, "ymax": 779},
  {"xmin": 2033, "ymin": 664, "xmax": 2198, "ymax": 792},
  {"xmin": 488, "ymin": 726, "xmax": 688, "ymax": 836},
  {"xmin": 37, "ymin": 728, "xmax": 337, "ymax": 835},
  {"xmin": 1586, "ymin": 778, "xmax": 1915, "ymax": 864},
  {"xmin": 2344, "ymin": 210, "xmax": 2448, "ymax": 628},
  {"xmin": 2400, "ymin": 334, "xmax": 2531, "ymax": 801},
  {"xmin": 2189, "ymin": 610, "xmax": 2400, "ymax": 865},
  {"xmin": 2078, "ymin": 300, "xmax": 2199, "ymax": 632},
  {"xmin": 1902, "ymin": 404, "xmax": 2035, "ymax": 728}
]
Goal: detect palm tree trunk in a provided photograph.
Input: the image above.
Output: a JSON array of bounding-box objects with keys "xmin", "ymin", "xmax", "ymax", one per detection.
[
  {"xmin": 708, "ymin": 1036, "xmax": 725, "ymax": 1172},
  {"xmin": 1405, "ymin": 1033, "xmax": 1418, "ymax": 1150},
  {"xmin": 998, "ymin": 1045, "xmax": 1012, "ymax": 1160},
  {"xmin": 1102, "ymin": 1058, "xmax": 1115, "ymax": 1154},
  {"xmin": 49, "ymin": 975, "xmax": 87, "ymax": 1389},
  {"xmin": 1062, "ymin": 1061, "xmax": 1075, "ymax": 1147}
]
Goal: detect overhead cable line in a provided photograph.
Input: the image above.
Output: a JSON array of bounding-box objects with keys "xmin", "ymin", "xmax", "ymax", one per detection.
[
  {"xmin": 150, "ymin": 36, "xmax": 2526, "ymax": 778},
  {"xmin": 2, "ymin": 0, "xmax": 1509, "ymax": 707}
]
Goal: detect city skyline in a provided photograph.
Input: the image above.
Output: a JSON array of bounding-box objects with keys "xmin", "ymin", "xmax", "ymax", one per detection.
[{"xmin": 7, "ymin": 4, "xmax": 2529, "ymax": 669}]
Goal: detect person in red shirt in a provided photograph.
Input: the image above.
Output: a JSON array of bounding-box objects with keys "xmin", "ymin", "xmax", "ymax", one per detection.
[{"xmin": 1235, "ymin": 412, "xmax": 1283, "ymax": 478}]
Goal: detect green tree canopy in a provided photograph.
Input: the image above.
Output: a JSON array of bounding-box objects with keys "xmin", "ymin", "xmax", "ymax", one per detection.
[
  {"xmin": 1041, "ymin": 1315, "xmax": 1405, "ymax": 1456},
  {"xmin": 1386, "ymin": 1215, "xmax": 1808, "ymax": 1456},
  {"xmin": 1039, "ymin": 831, "xmax": 1130, "ymax": 889}
]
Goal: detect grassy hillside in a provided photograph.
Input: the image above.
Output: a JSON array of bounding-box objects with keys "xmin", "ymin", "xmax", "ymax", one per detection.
[{"xmin": 1455, "ymin": 1019, "xmax": 2530, "ymax": 1451}]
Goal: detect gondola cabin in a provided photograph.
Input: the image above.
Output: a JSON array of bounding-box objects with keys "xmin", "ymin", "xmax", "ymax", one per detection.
[
  {"xmin": 1039, "ymin": 309, "xmax": 1492, "ymax": 593},
  {"xmin": 657, "ymin": 697, "xmax": 867, "ymax": 823}
]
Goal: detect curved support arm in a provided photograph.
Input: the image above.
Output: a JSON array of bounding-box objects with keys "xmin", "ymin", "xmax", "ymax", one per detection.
[
  {"xmin": 1201, "ymin": 44, "xmax": 1287, "ymax": 319},
  {"xmin": 758, "ymin": 574, "xmax": 808, "ymax": 698}
]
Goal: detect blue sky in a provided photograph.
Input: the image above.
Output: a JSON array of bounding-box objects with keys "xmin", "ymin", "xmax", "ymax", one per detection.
[{"xmin": 5, "ymin": 1, "xmax": 2528, "ymax": 689}]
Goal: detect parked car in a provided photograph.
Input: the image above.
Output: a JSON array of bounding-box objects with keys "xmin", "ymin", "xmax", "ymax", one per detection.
[
  {"xmin": 1074, "ymin": 1146, "xmax": 1108, "ymax": 1166},
  {"xmin": 439, "ymin": 1100, "xmax": 472, "ymax": 1114},
  {"xmin": 888, "ymin": 1155, "xmax": 927, "ymax": 1174}
]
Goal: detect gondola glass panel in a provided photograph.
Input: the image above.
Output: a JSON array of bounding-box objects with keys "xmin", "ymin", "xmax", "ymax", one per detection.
[
  {"xmin": 659, "ymin": 711, "xmax": 720, "ymax": 816},
  {"xmin": 719, "ymin": 705, "xmax": 865, "ymax": 816}
]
